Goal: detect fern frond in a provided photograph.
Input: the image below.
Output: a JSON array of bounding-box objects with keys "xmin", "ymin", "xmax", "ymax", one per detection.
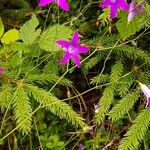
[
  {"xmin": 94, "ymin": 61, "xmax": 124, "ymax": 124},
  {"xmin": 90, "ymin": 74, "xmax": 109, "ymax": 85},
  {"xmin": 95, "ymin": 84, "xmax": 115, "ymax": 124},
  {"xmin": 110, "ymin": 60, "xmax": 123, "ymax": 83},
  {"xmin": 26, "ymin": 84, "xmax": 85, "ymax": 128},
  {"xmin": 109, "ymin": 90, "xmax": 140, "ymax": 122},
  {"xmin": 82, "ymin": 55, "xmax": 102, "ymax": 74},
  {"xmin": 113, "ymin": 45, "xmax": 150, "ymax": 65},
  {"xmin": 0, "ymin": 83, "xmax": 13, "ymax": 110},
  {"xmin": 25, "ymin": 74, "xmax": 72, "ymax": 87},
  {"xmin": 13, "ymin": 86, "xmax": 32, "ymax": 134},
  {"xmin": 117, "ymin": 74, "xmax": 135, "ymax": 97},
  {"xmin": 2, "ymin": 9, "xmax": 31, "ymax": 20},
  {"xmin": 118, "ymin": 109, "xmax": 150, "ymax": 150}
]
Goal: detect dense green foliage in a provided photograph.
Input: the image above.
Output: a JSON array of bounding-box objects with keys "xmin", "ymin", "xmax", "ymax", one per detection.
[{"xmin": 0, "ymin": 0, "xmax": 150, "ymax": 149}]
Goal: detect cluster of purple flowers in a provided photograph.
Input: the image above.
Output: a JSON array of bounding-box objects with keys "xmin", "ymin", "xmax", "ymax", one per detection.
[
  {"xmin": 100, "ymin": 0, "xmax": 144, "ymax": 22},
  {"xmin": 38, "ymin": 0, "xmax": 144, "ymax": 22},
  {"xmin": 37, "ymin": 0, "xmax": 144, "ymax": 68},
  {"xmin": 37, "ymin": 0, "xmax": 149, "ymax": 111}
]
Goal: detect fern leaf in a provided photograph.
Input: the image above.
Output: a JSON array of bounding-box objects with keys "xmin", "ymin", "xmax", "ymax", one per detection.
[
  {"xmin": 90, "ymin": 74, "xmax": 109, "ymax": 85},
  {"xmin": 110, "ymin": 60, "xmax": 123, "ymax": 83},
  {"xmin": 118, "ymin": 109, "xmax": 150, "ymax": 150},
  {"xmin": 117, "ymin": 74, "xmax": 135, "ymax": 97},
  {"xmin": 109, "ymin": 90, "xmax": 140, "ymax": 122},
  {"xmin": 95, "ymin": 84, "xmax": 115, "ymax": 124},
  {"xmin": 25, "ymin": 74, "xmax": 72, "ymax": 87},
  {"xmin": 13, "ymin": 86, "xmax": 32, "ymax": 134},
  {"xmin": 0, "ymin": 84, "xmax": 13, "ymax": 110},
  {"xmin": 26, "ymin": 84, "xmax": 85, "ymax": 128}
]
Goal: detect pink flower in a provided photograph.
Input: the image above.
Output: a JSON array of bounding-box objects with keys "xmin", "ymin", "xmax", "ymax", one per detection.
[
  {"xmin": 38, "ymin": 0, "xmax": 69, "ymax": 11},
  {"xmin": 99, "ymin": 0, "xmax": 129, "ymax": 19},
  {"xmin": 56, "ymin": 32, "xmax": 90, "ymax": 68},
  {"xmin": 128, "ymin": 0, "xmax": 144, "ymax": 22},
  {"xmin": 139, "ymin": 82, "xmax": 150, "ymax": 108},
  {"xmin": 78, "ymin": 144, "xmax": 83, "ymax": 150},
  {"xmin": 0, "ymin": 68, "xmax": 4, "ymax": 73}
]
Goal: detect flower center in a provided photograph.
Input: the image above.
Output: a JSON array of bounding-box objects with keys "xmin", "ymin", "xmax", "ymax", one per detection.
[
  {"xmin": 68, "ymin": 46, "xmax": 75, "ymax": 54},
  {"xmin": 67, "ymin": 45, "xmax": 77, "ymax": 54}
]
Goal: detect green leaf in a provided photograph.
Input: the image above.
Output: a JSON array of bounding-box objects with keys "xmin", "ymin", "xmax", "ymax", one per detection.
[
  {"xmin": 26, "ymin": 84, "xmax": 85, "ymax": 128},
  {"xmin": 0, "ymin": 84, "xmax": 13, "ymax": 110},
  {"xmin": 118, "ymin": 109, "xmax": 150, "ymax": 150},
  {"xmin": 95, "ymin": 84, "xmax": 115, "ymax": 124},
  {"xmin": 39, "ymin": 24, "xmax": 72, "ymax": 51},
  {"xmin": 20, "ymin": 15, "xmax": 41, "ymax": 44},
  {"xmin": 10, "ymin": 42, "xmax": 30, "ymax": 53},
  {"xmin": 109, "ymin": 90, "xmax": 140, "ymax": 122},
  {"xmin": 110, "ymin": 60, "xmax": 123, "ymax": 83},
  {"xmin": 1, "ymin": 29, "xmax": 19, "ymax": 44},
  {"xmin": 116, "ymin": 11, "xmax": 147, "ymax": 39},
  {"xmin": 13, "ymin": 86, "xmax": 32, "ymax": 134},
  {"xmin": 0, "ymin": 17, "xmax": 4, "ymax": 38}
]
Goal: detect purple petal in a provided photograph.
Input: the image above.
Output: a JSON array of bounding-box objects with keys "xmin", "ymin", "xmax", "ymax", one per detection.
[
  {"xmin": 139, "ymin": 82, "xmax": 150, "ymax": 98},
  {"xmin": 118, "ymin": 0, "xmax": 129, "ymax": 11},
  {"xmin": 78, "ymin": 144, "xmax": 83, "ymax": 150},
  {"xmin": 146, "ymin": 97, "xmax": 150, "ymax": 108},
  {"xmin": 38, "ymin": 0, "xmax": 53, "ymax": 6},
  {"xmin": 136, "ymin": 6, "xmax": 144, "ymax": 12},
  {"xmin": 0, "ymin": 68, "xmax": 4, "ymax": 73},
  {"xmin": 128, "ymin": 0, "xmax": 144, "ymax": 22},
  {"xmin": 77, "ymin": 45, "xmax": 89, "ymax": 53},
  {"xmin": 110, "ymin": 4, "xmax": 118, "ymax": 19},
  {"xmin": 56, "ymin": 0, "xmax": 69, "ymax": 11},
  {"xmin": 128, "ymin": 11, "xmax": 136, "ymax": 22},
  {"xmin": 73, "ymin": 54, "xmax": 81, "ymax": 68},
  {"xmin": 71, "ymin": 32, "xmax": 79, "ymax": 45},
  {"xmin": 100, "ymin": 0, "xmax": 111, "ymax": 8},
  {"xmin": 127, "ymin": 0, "xmax": 136, "ymax": 22},
  {"xmin": 60, "ymin": 52, "xmax": 72, "ymax": 64},
  {"xmin": 56, "ymin": 40, "xmax": 70, "ymax": 48}
]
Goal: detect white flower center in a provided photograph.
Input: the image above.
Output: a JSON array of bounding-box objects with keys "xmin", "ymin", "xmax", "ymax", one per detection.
[{"xmin": 64, "ymin": 45, "xmax": 78, "ymax": 54}]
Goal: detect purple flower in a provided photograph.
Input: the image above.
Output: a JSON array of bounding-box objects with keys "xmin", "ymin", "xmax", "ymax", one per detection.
[
  {"xmin": 56, "ymin": 32, "xmax": 90, "ymax": 68},
  {"xmin": 38, "ymin": 0, "xmax": 69, "ymax": 11},
  {"xmin": 0, "ymin": 68, "xmax": 4, "ymax": 73},
  {"xmin": 94, "ymin": 103, "xmax": 99, "ymax": 113},
  {"xmin": 128, "ymin": 0, "xmax": 144, "ymax": 22},
  {"xmin": 139, "ymin": 82, "xmax": 150, "ymax": 108},
  {"xmin": 99, "ymin": 0, "xmax": 129, "ymax": 19},
  {"xmin": 78, "ymin": 144, "xmax": 83, "ymax": 150}
]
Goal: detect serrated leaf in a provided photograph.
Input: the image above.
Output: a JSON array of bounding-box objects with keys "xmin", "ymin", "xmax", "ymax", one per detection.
[
  {"xmin": 13, "ymin": 87, "xmax": 32, "ymax": 134},
  {"xmin": 116, "ymin": 11, "xmax": 147, "ymax": 39},
  {"xmin": 0, "ymin": 17, "xmax": 4, "ymax": 38},
  {"xmin": 20, "ymin": 15, "xmax": 41, "ymax": 44},
  {"xmin": 26, "ymin": 84, "xmax": 85, "ymax": 128},
  {"xmin": 10, "ymin": 42, "xmax": 30, "ymax": 53},
  {"xmin": 39, "ymin": 25, "xmax": 72, "ymax": 51},
  {"xmin": 1, "ymin": 29, "xmax": 19, "ymax": 44}
]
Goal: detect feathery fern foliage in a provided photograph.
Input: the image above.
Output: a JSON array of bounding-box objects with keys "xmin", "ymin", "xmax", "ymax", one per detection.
[
  {"xmin": 118, "ymin": 109, "xmax": 150, "ymax": 150},
  {"xmin": 0, "ymin": 16, "xmax": 85, "ymax": 134}
]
